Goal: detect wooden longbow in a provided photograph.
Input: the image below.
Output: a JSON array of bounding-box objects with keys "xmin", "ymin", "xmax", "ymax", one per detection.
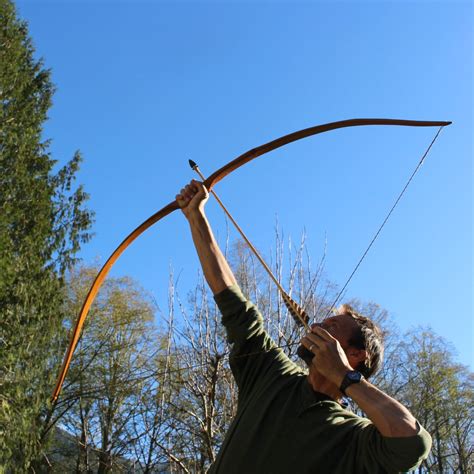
[{"xmin": 51, "ymin": 118, "xmax": 451, "ymax": 403}]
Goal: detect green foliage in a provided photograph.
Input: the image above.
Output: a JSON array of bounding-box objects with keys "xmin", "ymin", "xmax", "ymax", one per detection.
[
  {"xmin": 54, "ymin": 266, "xmax": 157, "ymax": 472},
  {"xmin": 0, "ymin": 0, "xmax": 93, "ymax": 470},
  {"xmin": 20, "ymin": 237, "xmax": 471, "ymax": 472},
  {"xmin": 396, "ymin": 330, "xmax": 473, "ymax": 473}
]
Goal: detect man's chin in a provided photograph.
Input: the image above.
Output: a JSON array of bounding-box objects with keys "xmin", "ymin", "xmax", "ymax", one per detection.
[{"xmin": 297, "ymin": 344, "xmax": 315, "ymax": 366}]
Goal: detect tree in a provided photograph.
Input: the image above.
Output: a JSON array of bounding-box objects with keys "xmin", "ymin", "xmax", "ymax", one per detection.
[
  {"xmin": 133, "ymin": 232, "xmax": 339, "ymax": 472},
  {"xmin": 337, "ymin": 310, "xmax": 473, "ymax": 473},
  {"xmin": 0, "ymin": 0, "xmax": 93, "ymax": 470},
  {"xmin": 392, "ymin": 329, "xmax": 473, "ymax": 473},
  {"xmin": 56, "ymin": 266, "xmax": 157, "ymax": 473}
]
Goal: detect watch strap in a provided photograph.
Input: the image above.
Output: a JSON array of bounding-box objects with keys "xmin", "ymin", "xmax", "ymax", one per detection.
[{"xmin": 339, "ymin": 370, "xmax": 363, "ymax": 396}]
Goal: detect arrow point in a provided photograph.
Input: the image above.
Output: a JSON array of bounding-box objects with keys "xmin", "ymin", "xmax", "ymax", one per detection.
[{"xmin": 188, "ymin": 159, "xmax": 197, "ymax": 169}]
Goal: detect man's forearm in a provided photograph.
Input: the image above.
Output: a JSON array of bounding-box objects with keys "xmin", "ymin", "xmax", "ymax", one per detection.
[
  {"xmin": 345, "ymin": 379, "xmax": 419, "ymax": 437},
  {"xmin": 187, "ymin": 210, "xmax": 236, "ymax": 295}
]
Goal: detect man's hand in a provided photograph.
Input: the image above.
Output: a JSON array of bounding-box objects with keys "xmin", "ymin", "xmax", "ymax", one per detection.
[
  {"xmin": 176, "ymin": 180, "xmax": 209, "ymax": 219},
  {"xmin": 301, "ymin": 326, "xmax": 353, "ymax": 387},
  {"xmin": 302, "ymin": 325, "xmax": 420, "ymax": 437}
]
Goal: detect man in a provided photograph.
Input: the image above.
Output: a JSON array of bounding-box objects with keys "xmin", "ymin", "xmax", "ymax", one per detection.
[{"xmin": 176, "ymin": 180, "xmax": 431, "ymax": 473}]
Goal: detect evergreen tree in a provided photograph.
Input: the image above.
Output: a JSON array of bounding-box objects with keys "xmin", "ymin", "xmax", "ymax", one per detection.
[{"xmin": 0, "ymin": 0, "xmax": 93, "ymax": 470}]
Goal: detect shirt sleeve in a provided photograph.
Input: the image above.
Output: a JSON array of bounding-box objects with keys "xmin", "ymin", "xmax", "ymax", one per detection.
[
  {"xmin": 354, "ymin": 420, "xmax": 432, "ymax": 473},
  {"xmin": 214, "ymin": 284, "xmax": 302, "ymax": 402}
]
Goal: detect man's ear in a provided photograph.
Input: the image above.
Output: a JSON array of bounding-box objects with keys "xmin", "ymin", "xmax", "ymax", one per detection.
[{"xmin": 347, "ymin": 348, "xmax": 367, "ymax": 368}]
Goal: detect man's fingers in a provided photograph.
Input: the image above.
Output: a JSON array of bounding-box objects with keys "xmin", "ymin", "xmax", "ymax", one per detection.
[
  {"xmin": 176, "ymin": 194, "xmax": 187, "ymax": 208},
  {"xmin": 312, "ymin": 325, "xmax": 335, "ymax": 341},
  {"xmin": 177, "ymin": 180, "xmax": 209, "ymax": 210},
  {"xmin": 190, "ymin": 179, "xmax": 200, "ymax": 191},
  {"xmin": 185, "ymin": 188, "xmax": 195, "ymax": 198},
  {"xmin": 302, "ymin": 327, "xmax": 336, "ymax": 352},
  {"xmin": 190, "ymin": 179, "xmax": 208, "ymax": 197},
  {"xmin": 179, "ymin": 187, "xmax": 191, "ymax": 199},
  {"xmin": 185, "ymin": 181, "xmax": 205, "ymax": 196},
  {"xmin": 305, "ymin": 331, "xmax": 326, "ymax": 343},
  {"xmin": 302, "ymin": 335, "xmax": 320, "ymax": 352},
  {"xmin": 181, "ymin": 183, "xmax": 199, "ymax": 200}
]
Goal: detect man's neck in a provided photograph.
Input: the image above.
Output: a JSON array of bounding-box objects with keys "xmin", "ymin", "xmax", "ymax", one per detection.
[{"xmin": 307, "ymin": 371, "xmax": 343, "ymax": 402}]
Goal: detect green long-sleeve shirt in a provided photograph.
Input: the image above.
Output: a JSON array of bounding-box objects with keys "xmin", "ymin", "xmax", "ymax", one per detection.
[{"xmin": 209, "ymin": 285, "xmax": 431, "ymax": 474}]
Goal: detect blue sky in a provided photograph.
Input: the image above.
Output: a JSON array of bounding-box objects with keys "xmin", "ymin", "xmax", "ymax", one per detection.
[{"xmin": 17, "ymin": 1, "xmax": 472, "ymax": 367}]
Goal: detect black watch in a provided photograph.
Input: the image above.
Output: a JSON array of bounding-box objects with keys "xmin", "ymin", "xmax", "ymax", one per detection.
[{"xmin": 339, "ymin": 370, "xmax": 364, "ymax": 396}]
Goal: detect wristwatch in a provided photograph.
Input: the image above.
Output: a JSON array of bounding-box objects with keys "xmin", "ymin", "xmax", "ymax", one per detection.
[{"xmin": 339, "ymin": 370, "xmax": 364, "ymax": 396}]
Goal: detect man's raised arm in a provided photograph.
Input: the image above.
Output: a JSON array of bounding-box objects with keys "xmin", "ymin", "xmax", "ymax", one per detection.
[{"xmin": 176, "ymin": 180, "xmax": 236, "ymax": 295}]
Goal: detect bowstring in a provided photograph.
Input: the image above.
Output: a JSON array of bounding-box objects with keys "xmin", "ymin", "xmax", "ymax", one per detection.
[
  {"xmin": 323, "ymin": 125, "xmax": 447, "ymax": 318},
  {"xmin": 57, "ymin": 126, "xmax": 448, "ymax": 402}
]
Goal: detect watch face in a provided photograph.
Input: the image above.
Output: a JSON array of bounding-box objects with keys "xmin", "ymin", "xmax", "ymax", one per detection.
[
  {"xmin": 340, "ymin": 371, "xmax": 363, "ymax": 396},
  {"xmin": 348, "ymin": 371, "xmax": 361, "ymax": 382}
]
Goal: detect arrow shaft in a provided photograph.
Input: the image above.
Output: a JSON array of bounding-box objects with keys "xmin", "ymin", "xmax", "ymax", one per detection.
[{"xmin": 191, "ymin": 164, "xmax": 310, "ymax": 330}]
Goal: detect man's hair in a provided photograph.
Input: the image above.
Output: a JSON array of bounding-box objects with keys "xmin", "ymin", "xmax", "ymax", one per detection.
[{"xmin": 338, "ymin": 304, "xmax": 384, "ymax": 379}]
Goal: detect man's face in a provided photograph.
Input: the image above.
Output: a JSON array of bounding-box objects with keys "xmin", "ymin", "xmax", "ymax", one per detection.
[{"xmin": 297, "ymin": 314, "xmax": 360, "ymax": 366}]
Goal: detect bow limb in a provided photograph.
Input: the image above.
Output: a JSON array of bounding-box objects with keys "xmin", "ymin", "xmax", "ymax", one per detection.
[
  {"xmin": 51, "ymin": 200, "xmax": 179, "ymax": 402},
  {"xmin": 203, "ymin": 118, "xmax": 451, "ymax": 190},
  {"xmin": 52, "ymin": 117, "xmax": 451, "ymax": 402}
]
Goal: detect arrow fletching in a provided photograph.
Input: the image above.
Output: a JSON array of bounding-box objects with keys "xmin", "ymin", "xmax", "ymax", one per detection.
[{"xmin": 281, "ymin": 292, "xmax": 310, "ymax": 328}]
